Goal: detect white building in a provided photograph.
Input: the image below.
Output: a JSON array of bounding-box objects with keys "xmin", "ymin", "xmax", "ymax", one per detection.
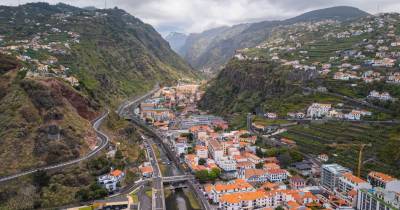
[
  {"xmin": 97, "ymin": 169, "xmax": 125, "ymax": 192},
  {"xmin": 321, "ymin": 164, "xmax": 351, "ymax": 191},
  {"xmin": 307, "ymin": 103, "xmax": 332, "ymax": 118},
  {"xmin": 196, "ymin": 145, "xmax": 208, "ymax": 159},
  {"xmin": 217, "ymin": 157, "xmax": 237, "ymax": 172},
  {"xmin": 357, "ymin": 188, "xmax": 400, "ymax": 210}
]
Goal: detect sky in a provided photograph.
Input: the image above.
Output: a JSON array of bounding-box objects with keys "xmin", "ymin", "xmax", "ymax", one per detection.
[{"xmin": 2, "ymin": 0, "xmax": 400, "ymax": 36}]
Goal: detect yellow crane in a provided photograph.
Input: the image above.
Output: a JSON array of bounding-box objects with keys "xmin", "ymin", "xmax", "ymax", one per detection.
[{"xmin": 328, "ymin": 143, "xmax": 372, "ymax": 177}]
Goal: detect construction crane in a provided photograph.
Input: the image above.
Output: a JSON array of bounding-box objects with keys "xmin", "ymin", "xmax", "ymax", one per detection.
[{"xmin": 328, "ymin": 143, "xmax": 372, "ymax": 177}]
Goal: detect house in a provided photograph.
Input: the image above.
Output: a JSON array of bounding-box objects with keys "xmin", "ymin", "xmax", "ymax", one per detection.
[
  {"xmin": 345, "ymin": 110, "xmax": 362, "ymax": 120},
  {"xmin": 368, "ymin": 91, "xmax": 394, "ymax": 101},
  {"xmin": 207, "ymin": 179, "xmax": 255, "ymax": 203},
  {"xmin": 196, "ymin": 145, "xmax": 208, "ymax": 159},
  {"xmin": 219, "ymin": 190, "xmax": 269, "ymax": 210},
  {"xmin": 208, "ymin": 139, "xmax": 224, "ymax": 161},
  {"xmin": 265, "ymin": 112, "xmax": 278, "ymax": 119},
  {"xmin": 263, "ymin": 163, "xmax": 281, "ymax": 171},
  {"xmin": 367, "ymin": 171, "xmax": 400, "ymax": 190},
  {"xmin": 334, "ymin": 72, "xmax": 350, "ymax": 80},
  {"xmin": 241, "ymin": 169, "xmax": 269, "ymax": 183},
  {"xmin": 307, "ymin": 103, "xmax": 331, "ymax": 118},
  {"xmin": 97, "ymin": 169, "xmax": 125, "ymax": 192},
  {"xmin": 290, "ymin": 161, "xmax": 312, "ymax": 176},
  {"xmin": 290, "ymin": 176, "xmax": 306, "ymax": 189},
  {"xmin": 337, "ymin": 173, "xmax": 372, "ymax": 203},
  {"xmin": 318, "ymin": 154, "xmax": 329, "ymax": 162},
  {"xmin": 216, "ymin": 157, "xmax": 237, "ymax": 172},
  {"xmin": 139, "ymin": 166, "xmax": 154, "ymax": 178},
  {"xmin": 267, "ymin": 169, "xmax": 289, "ymax": 182}
]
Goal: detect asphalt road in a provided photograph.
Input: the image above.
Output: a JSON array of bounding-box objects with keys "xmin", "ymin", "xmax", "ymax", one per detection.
[
  {"xmin": 0, "ymin": 111, "xmax": 110, "ymax": 183},
  {"xmin": 143, "ymin": 137, "xmax": 165, "ymax": 210},
  {"xmin": 131, "ymin": 118, "xmax": 213, "ymax": 210}
]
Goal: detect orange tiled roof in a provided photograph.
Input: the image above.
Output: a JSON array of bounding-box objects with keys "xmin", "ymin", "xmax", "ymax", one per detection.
[
  {"xmin": 219, "ymin": 190, "xmax": 266, "ymax": 204},
  {"xmin": 140, "ymin": 166, "xmax": 153, "ymax": 174},
  {"xmin": 343, "ymin": 172, "xmax": 367, "ymax": 184},
  {"xmin": 267, "ymin": 169, "xmax": 288, "ymax": 175},
  {"xmin": 110, "ymin": 169, "xmax": 123, "ymax": 177},
  {"xmin": 264, "ymin": 163, "xmax": 281, "ymax": 170},
  {"xmin": 245, "ymin": 169, "xmax": 267, "ymax": 179},
  {"xmin": 214, "ymin": 179, "xmax": 253, "ymax": 192},
  {"xmin": 368, "ymin": 171, "xmax": 395, "ymax": 183},
  {"xmin": 261, "ymin": 182, "xmax": 279, "ymax": 190},
  {"xmin": 204, "ymin": 184, "xmax": 213, "ymax": 193}
]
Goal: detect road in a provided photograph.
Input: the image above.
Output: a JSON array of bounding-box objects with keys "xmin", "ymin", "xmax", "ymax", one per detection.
[
  {"xmin": 143, "ymin": 137, "xmax": 165, "ymax": 210},
  {"xmin": 117, "ymin": 84, "xmax": 160, "ymax": 118},
  {"xmin": 130, "ymin": 117, "xmax": 213, "ymax": 210},
  {"xmin": 0, "ymin": 111, "xmax": 110, "ymax": 183}
]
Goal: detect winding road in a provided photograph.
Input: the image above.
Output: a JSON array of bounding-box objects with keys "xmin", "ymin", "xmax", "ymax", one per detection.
[
  {"xmin": 0, "ymin": 85, "xmax": 160, "ymax": 183},
  {"xmin": 0, "ymin": 111, "xmax": 110, "ymax": 183}
]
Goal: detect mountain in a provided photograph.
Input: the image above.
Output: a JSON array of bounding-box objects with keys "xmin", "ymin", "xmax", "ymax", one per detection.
[
  {"xmin": 182, "ymin": 6, "xmax": 369, "ymax": 73},
  {"xmin": 199, "ymin": 13, "xmax": 400, "ymax": 177},
  {"xmin": 0, "ymin": 3, "xmax": 197, "ymax": 208},
  {"xmin": 165, "ymin": 32, "xmax": 188, "ymax": 54}
]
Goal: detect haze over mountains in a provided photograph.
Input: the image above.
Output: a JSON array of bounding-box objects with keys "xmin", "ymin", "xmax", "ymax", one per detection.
[{"xmin": 166, "ymin": 6, "xmax": 369, "ymax": 73}]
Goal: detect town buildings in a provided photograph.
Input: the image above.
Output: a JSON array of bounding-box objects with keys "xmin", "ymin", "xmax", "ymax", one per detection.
[{"xmin": 97, "ymin": 169, "xmax": 125, "ymax": 192}]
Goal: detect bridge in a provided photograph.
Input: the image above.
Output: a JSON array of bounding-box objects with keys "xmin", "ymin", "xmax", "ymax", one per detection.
[{"xmin": 161, "ymin": 175, "xmax": 194, "ymax": 183}]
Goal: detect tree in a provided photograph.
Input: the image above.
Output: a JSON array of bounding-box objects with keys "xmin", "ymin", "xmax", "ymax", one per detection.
[
  {"xmin": 32, "ymin": 170, "xmax": 50, "ymax": 189},
  {"xmin": 214, "ymin": 126, "xmax": 223, "ymax": 132},
  {"xmin": 211, "ymin": 168, "xmax": 221, "ymax": 178},
  {"xmin": 275, "ymin": 206, "xmax": 284, "ymax": 210},
  {"xmin": 198, "ymin": 158, "xmax": 206, "ymax": 165},
  {"xmin": 256, "ymin": 148, "xmax": 265, "ymax": 158},
  {"xmin": 256, "ymin": 162, "xmax": 264, "ymax": 169},
  {"xmin": 208, "ymin": 170, "xmax": 218, "ymax": 181},
  {"xmin": 195, "ymin": 170, "xmax": 209, "ymax": 183},
  {"xmin": 187, "ymin": 147, "xmax": 194, "ymax": 154}
]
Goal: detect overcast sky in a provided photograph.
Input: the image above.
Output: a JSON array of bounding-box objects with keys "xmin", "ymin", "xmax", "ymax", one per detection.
[{"xmin": 2, "ymin": 0, "xmax": 400, "ymax": 35}]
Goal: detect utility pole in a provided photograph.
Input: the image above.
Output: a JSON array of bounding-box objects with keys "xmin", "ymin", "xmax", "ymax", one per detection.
[{"xmin": 104, "ymin": 0, "xmax": 107, "ymax": 9}]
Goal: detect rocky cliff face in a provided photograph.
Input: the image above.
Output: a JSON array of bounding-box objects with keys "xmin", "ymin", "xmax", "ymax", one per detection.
[{"xmin": 199, "ymin": 60, "xmax": 317, "ymax": 115}]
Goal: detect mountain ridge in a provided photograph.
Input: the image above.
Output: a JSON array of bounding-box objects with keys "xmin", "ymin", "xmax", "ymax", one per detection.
[{"xmin": 181, "ymin": 6, "xmax": 369, "ymax": 73}]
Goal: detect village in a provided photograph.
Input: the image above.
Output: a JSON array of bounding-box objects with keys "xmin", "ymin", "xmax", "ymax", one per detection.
[
  {"xmin": 130, "ymin": 83, "xmax": 400, "ymax": 210},
  {"xmin": 235, "ymin": 13, "xmax": 400, "ymax": 90},
  {"xmin": 0, "ymin": 10, "xmax": 112, "ymax": 87}
]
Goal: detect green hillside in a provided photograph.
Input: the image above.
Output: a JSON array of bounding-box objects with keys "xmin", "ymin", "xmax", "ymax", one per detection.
[
  {"xmin": 200, "ymin": 13, "xmax": 400, "ymax": 177},
  {"xmin": 0, "ymin": 3, "xmax": 197, "ymax": 209}
]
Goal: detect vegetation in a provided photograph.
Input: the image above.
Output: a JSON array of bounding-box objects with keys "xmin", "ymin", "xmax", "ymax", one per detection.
[
  {"xmin": 195, "ymin": 168, "xmax": 221, "ymax": 183},
  {"xmin": 280, "ymin": 122, "xmax": 400, "ymax": 177},
  {"xmin": 0, "ymin": 2, "xmax": 199, "ymax": 208}
]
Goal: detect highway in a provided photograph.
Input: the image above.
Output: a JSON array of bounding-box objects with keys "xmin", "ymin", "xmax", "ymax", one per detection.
[
  {"xmin": 129, "ymin": 116, "xmax": 213, "ymax": 210},
  {"xmin": 0, "ymin": 111, "xmax": 110, "ymax": 183},
  {"xmin": 0, "ymin": 84, "xmax": 160, "ymax": 183},
  {"xmin": 143, "ymin": 136, "xmax": 165, "ymax": 210}
]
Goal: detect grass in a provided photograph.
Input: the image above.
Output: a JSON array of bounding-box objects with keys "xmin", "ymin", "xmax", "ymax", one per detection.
[
  {"xmin": 263, "ymin": 92, "xmax": 343, "ymax": 116},
  {"xmin": 252, "ymin": 116, "xmax": 290, "ymax": 126},
  {"xmin": 152, "ymin": 144, "xmax": 161, "ymax": 160},
  {"xmin": 183, "ymin": 189, "xmax": 201, "ymax": 210},
  {"xmin": 129, "ymin": 193, "xmax": 139, "ymax": 204},
  {"xmin": 145, "ymin": 188, "xmax": 153, "ymax": 198},
  {"xmin": 280, "ymin": 121, "xmax": 400, "ymax": 177},
  {"xmin": 159, "ymin": 164, "xmax": 168, "ymax": 177},
  {"xmin": 78, "ymin": 206, "xmax": 93, "ymax": 210}
]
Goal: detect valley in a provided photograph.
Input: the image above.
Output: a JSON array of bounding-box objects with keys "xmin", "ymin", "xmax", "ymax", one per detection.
[{"xmin": 0, "ymin": 2, "xmax": 400, "ymax": 210}]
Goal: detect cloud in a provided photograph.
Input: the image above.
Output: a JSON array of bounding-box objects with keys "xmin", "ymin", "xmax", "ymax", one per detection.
[{"xmin": 1, "ymin": 0, "xmax": 400, "ymax": 35}]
